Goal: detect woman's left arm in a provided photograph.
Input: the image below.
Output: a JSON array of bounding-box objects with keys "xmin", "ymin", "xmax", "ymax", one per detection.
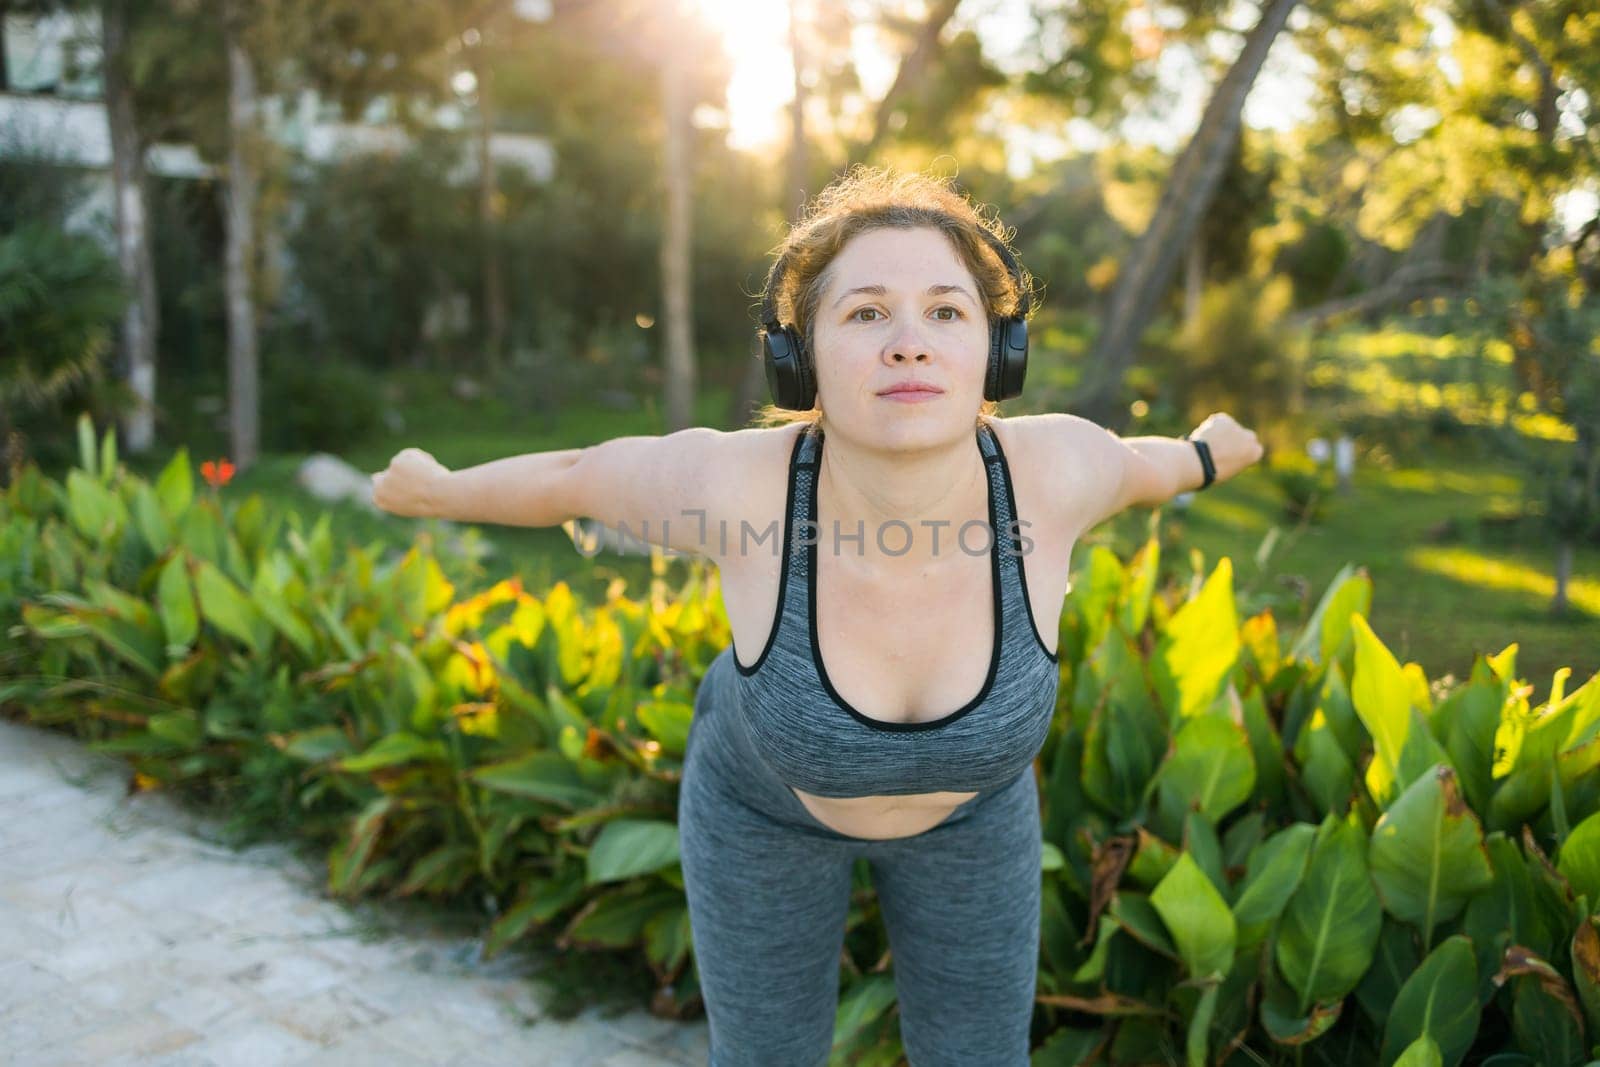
[{"xmin": 1048, "ymin": 412, "xmax": 1265, "ymax": 528}]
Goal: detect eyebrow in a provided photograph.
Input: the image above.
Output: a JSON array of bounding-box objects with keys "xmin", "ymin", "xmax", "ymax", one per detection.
[{"xmin": 831, "ymin": 283, "xmax": 979, "ymax": 309}]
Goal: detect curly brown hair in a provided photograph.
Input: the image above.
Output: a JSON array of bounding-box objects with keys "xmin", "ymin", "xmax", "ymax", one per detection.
[{"xmin": 750, "ymin": 165, "xmax": 1036, "ymax": 430}]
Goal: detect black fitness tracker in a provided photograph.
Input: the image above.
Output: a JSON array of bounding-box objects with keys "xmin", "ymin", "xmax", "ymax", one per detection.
[{"xmin": 1181, "ymin": 432, "xmax": 1216, "ymax": 490}]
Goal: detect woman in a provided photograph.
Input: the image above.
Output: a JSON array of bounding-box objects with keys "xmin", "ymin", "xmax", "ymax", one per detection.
[{"xmin": 373, "ymin": 167, "xmax": 1263, "ymax": 1065}]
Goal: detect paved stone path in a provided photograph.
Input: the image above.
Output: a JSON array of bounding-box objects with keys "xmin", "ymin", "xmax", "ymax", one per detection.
[{"xmin": 0, "ymin": 718, "xmax": 709, "ymax": 1066}]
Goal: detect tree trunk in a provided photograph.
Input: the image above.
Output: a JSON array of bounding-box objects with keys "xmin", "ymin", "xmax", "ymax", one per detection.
[
  {"xmin": 659, "ymin": 38, "xmax": 695, "ymax": 432},
  {"xmin": 471, "ymin": 39, "xmax": 506, "ymax": 376},
  {"xmin": 731, "ymin": 0, "xmax": 809, "ymax": 429},
  {"xmin": 224, "ymin": 6, "xmax": 260, "ymax": 470},
  {"xmin": 1551, "ymin": 540, "xmax": 1571, "ymax": 616},
  {"xmin": 1071, "ymin": 0, "xmax": 1300, "ymax": 431},
  {"xmin": 846, "ymin": 0, "xmax": 961, "ymax": 168},
  {"xmin": 1183, "ymin": 233, "xmax": 1204, "ymax": 329},
  {"xmin": 102, "ymin": 0, "xmax": 159, "ymax": 455}
]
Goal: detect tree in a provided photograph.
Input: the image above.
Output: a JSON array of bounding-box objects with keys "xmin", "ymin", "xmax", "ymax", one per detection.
[
  {"xmin": 659, "ymin": 2, "xmax": 695, "ymax": 432},
  {"xmin": 221, "ymin": 0, "xmax": 261, "ymax": 470},
  {"xmin": 1069, "ymin": 0, "xmax": 1302, "ymax": 430},
  {"xmin": 100, "ymin": 0, "xmax": 160, "ymax": 455}
]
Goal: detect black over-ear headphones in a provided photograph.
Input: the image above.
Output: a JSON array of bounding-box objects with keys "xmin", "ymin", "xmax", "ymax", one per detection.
[{"xmin": 757, "ymin": 224, "xmax": 1032, "ymax": 411}]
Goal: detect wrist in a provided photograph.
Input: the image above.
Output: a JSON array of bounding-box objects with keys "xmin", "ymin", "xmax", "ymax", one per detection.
[
  {"xmin": 428, "ymin": 471, "xmax": 456, "ymax": 520},
  {"xmin": 1181, "ymin": 433, "xmax": 1216, "ymax": 490}
]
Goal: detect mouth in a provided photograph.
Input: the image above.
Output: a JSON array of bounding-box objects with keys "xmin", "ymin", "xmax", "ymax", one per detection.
[{"xmin": 877, "ymin": 385, "xmax": 945, "ymax": 398}]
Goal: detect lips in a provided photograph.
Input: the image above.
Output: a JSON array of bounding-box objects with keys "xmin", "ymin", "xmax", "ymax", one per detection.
[{"xmin": 877, "ymin": 383, "xmax": 944, "ymax": 396}]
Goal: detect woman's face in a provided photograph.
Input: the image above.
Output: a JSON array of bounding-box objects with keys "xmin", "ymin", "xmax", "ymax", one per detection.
[{"xmin": 808, "ymin": 226, "xmax": 991, "ymax": 448}]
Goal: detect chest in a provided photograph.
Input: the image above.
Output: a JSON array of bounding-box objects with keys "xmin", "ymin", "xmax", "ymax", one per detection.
[{"xmin": 813, "ymin": 551, "xmax": 1000, "ymax": 724}]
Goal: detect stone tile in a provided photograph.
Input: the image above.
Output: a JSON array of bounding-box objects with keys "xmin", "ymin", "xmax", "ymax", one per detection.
[
  {"xmin": 599, "ymin": 1009, "xmax": 681, "ymax": 1052},
  {"xmin": 0, "ymin": 993, "xmax": 100, "ymax": 1061},
  {"xmin": 188, "ymin": 1019, "xmax": 325, "ymax": 1067},
  {"xmin": 74, "ymin": 958, "xmax": 189, "ymax": 1015},
  {"xmin": 18, "ymin": 885, "xmax": 146, "ymax": 940},
  {"xmin": 224, "ymin": 951, "xmax": 352, "ymax": 1001},
  {"xmin": 52, "ymin": 1012, "xmax": 204, "ymax": 1064},
  {"xmin": 150, "ymin": 977, "xmax": 261, "ymax": 1033},
  {"xmin": 0, "ymin": 957, "xmax": 69, "ymax": 1008},
  {"xmin": 289, "ymin": 1039, "xmax": 436, "ymax": 1067},
  {"xmin": 353, "ymin": 1011, "xmax": 491, "ymax": 1063},
  {"xmin": 23, "ymin": 924, "xmax": 169, "ymax": 982},
  {"xmin": 0, "ymin": 908, "xmax": 64, "ymax": 957},
  {"xmin": 598, "ymin": 1047, "xmax": 686, "ymax": 1067},
  {"xmin": 263, "ymin": 985, "xmax": 389, "ymax": 1048}
]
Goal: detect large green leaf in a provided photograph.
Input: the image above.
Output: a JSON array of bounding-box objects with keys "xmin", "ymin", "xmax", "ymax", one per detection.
[
  {"xmin": 1462, "ymin": 834, "xmax": 1545, "ymax": 1002},
  {"xmin": 1259, "ymin": 963, "xmax": 1342, "ymax": 1046},
  {"xmin": 561, "ymin": 885, "xmax": 680, "ymax": 950},
  {"xmin": 1157, "ymin": 713, "xmax": 1255, "ymax": 824},
  {"xmin": 154, "ymin": 447, "xmax": 194, "ymax": 517},
  {"xmin": 585, "ymin": 819, "xmax": 680, "ymax": 886},
  {"xmin": 1152, "ymin": 557, "xmax": 1240, "ymax": 719},
  {"xmin": 193, "ymin": 558, "xmax": 271, "ymax": 654},
  {"xmin": 1117, "ymin": 536, "xmax": 1160, "ymax": 637},
  {"xmin": 1351, "ymin": 614, "xmax": 1449, "ymax": 807},
  {"xmin": 1288, "ymin": 562, "xmax": 1371, "ymax": 666},
  {"xmin": 470, "ymin": 750, "xmax": 607, "ymax": 809},
  {"xmin": 1150, "ymin": 852, "xmax": 1236, "ymax": 981},
  {"xmin": 833, "ymin": 974, "xmax": 898, "ymax": 1051},
  {"xmin": 636, "ymin": 700, "xmax": 693, "ymax": 757},
  {"xmin": 131, "ymin": 483, "xmax": 172, "ymax": 555},
  {"xmin": 1434, "ymin": 659, "xmax": 1507, "ymax": 815},
  {"xmin": 1355, "ymin": 917, "xmax": 1424, "ymax": 1030},
  {"xmin": 155, "ymin": 553, "xmax": 198, "ymax": 657},
  {"xmin": 1294, "ymin": 704, "xmax": 1356, "ymax": 818},
  {"xmin": 1276, "ymin": 815, "xmax": 1383, "ymax": 1008},
  {"xmin": 1369, "ymin": 764, "xmax": 1494, "ymax": 947},
  {"xmin": 1082, "ymin": 627, "xmax": 1168, "ymax": 817},
  {"xmin": 1569, "ymin": 917, "xmax": 1600, "ymax": 1046},
  {"xmin": 336, "ymin": 733, "xmax": 447, "ymax": 773},
  {"xmin": 65, "ymin": 469, "xmax": 128, "ymax": 544},
  {"xmin": 1558, "ymin": 810, "xmax": 1600, "ymax": 904},
  {"xmin": 1493, "ymin": 672, "xmax": 1600, "ymax": 833},
  {"xmin": 1392, "ymin": 1035, "xmax": 1443, "ymax": 1067},
  {"xmin": 1378, "ymin": 935, "xmax": 1480, "ymax": 1067},
  {"xmin": 1509, "ymin": 959, "xmax": 1587, "ymax": 1067},
  {"xmin": 1232, "ymin": 823, "xmax": 1317, "ymax": 926}
]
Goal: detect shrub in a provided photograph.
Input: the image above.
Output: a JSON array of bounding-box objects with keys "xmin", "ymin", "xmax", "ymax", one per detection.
[
  {"xmin": 260, "ymin": 354, "xmax": 386, "ymax": 454},
  {"xmin": 1264, "ymin": 451, "xmax": 1337, "ymax": 524},
  {"xmin": 4, "ymin": 416, "xmax": 1598, "ymax": 1064}
]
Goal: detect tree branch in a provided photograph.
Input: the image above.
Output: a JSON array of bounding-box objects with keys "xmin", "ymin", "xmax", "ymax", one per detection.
[{"xmin": 845, "ymin": 0, "xmax": 961, "ymax": 168}]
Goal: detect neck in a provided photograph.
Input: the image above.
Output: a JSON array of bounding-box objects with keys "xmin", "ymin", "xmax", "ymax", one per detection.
[{"xmin": 814, "ymin": 420, "xmax": 989, "ymax": 568}]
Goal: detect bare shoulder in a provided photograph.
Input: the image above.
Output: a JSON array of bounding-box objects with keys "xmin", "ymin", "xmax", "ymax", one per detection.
[
  {"xmin": 985, "ymin": 413, "xmax": 1124, "ymax": 533},
  {"xmin": 697, "ymin": 421, "xmax": 807, "ymax": 558}
]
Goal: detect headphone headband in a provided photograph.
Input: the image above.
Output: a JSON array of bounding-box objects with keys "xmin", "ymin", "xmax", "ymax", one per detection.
[
  {"xmin": 755, "ymin": 215, "xmax": 1033, "ymax": 411},
  {"xmin": 758, "ymin": 222, "xmax": 1029, "ymax": 334}
]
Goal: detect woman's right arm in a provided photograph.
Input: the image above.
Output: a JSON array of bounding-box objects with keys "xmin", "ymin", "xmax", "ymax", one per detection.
[{"xmin": 372, "ymin": 427, "xmax": 740, "ymax": 559}]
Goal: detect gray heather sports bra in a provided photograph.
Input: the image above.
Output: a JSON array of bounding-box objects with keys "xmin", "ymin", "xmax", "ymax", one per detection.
[{"xmin": 730, "ymin": 418, "xmax": 1061, "ymax": 799}]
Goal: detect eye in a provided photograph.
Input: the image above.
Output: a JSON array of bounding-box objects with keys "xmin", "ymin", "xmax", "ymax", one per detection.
[
  {"xmin": 850, "ymin": 307, "xmax": 882, "ymax": 323},
  {"xmin": 932, "ymin": 306, "xmax": 964, "ymax": 321}
]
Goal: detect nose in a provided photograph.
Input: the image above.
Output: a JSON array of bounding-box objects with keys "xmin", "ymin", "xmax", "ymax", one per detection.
[{"xmin": 883, "ymin": 320, "xmax": 932, "ymax": 363}]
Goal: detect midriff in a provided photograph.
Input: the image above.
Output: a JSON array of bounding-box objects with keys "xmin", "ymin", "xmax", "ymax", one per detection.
[{"xmin": 791, "ymin": 788, "xmax": 979, "ymax": 839}]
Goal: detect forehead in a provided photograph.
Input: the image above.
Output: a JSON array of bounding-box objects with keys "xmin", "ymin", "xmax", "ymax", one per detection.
[{"xmin": 824, "ymin": 226, "xmax": 973, "ymax": 288}]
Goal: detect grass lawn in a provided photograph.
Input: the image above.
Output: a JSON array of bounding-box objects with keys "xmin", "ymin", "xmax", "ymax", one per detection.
[
  {"xmin": 123, "ymin": 371, "xmax": 1598, "ymax": 706},
  {"xmin": 1099, "ymin": 450, "xmax": 1600, "ymax": 705}
]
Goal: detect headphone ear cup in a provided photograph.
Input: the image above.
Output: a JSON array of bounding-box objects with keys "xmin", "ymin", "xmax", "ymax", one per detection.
[
  {"xmin": 763, "ymin": 325, "xmax": 815, "ymax": 410},
  {"xmin": 985, "ymin": 317, "xmax": 1028, "ymax": 402}
]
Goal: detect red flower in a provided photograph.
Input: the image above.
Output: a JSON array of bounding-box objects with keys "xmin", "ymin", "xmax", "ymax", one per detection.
[{"xmin": 200, "ymin": 458, "xmax": 236, "ymax": 488}]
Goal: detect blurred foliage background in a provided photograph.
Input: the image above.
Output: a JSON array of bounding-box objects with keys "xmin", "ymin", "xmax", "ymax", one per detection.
[{"xmin": 1, "ymin": 0, "xmax": 1596, "ymax": 686}]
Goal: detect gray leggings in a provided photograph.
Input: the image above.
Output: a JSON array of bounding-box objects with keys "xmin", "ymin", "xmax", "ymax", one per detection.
[{"xmin": 678, "ymin": 650, "xmax": 1041, "ymax": 1066}]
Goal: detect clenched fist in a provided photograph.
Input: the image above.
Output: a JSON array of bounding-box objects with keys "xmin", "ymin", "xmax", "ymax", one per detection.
[
  {"xmin": 372, "ymin": 447, "xmax": 450, "ymax": 518},
  {"xmin": 1188, "ymin": 412, "xmax": 1264, "ymax": 484}
]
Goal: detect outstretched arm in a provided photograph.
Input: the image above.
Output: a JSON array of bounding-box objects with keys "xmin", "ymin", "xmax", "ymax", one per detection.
[
  {"xmin": 371, "ymin": 427, "xmax": 739, "ymax": 559},
  {"xmin": 1043, "ymin": 412, "xmax": 1263, "ymax": 528}
]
